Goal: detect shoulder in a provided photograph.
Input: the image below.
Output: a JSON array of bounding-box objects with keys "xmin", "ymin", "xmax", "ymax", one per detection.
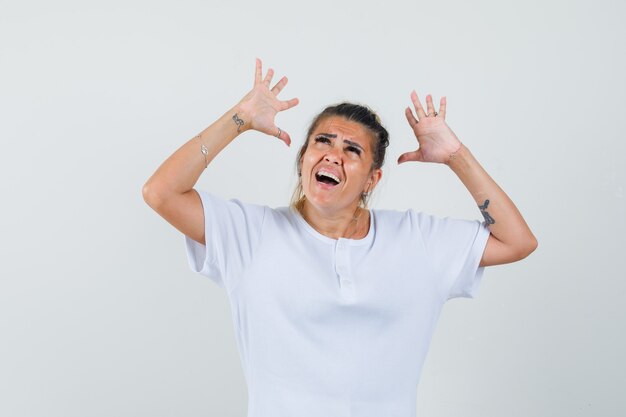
[
  {"xmin": 372, "ymin": 207, "xmax": 428, "ymax": 227},
  {"xmin": 253, "ymin": 204, "xmax": 300, "ymax": 231},
  {"xmin": 195, "ymin": 189, "xmax": 270, "ymax": 212},
  {"xmin": 370, "ymin": 207, "xmax": 423, "ymax": 240},
  {"xmin": 372, "ymin": 208, "xmax": 467, "ymax": 242}
]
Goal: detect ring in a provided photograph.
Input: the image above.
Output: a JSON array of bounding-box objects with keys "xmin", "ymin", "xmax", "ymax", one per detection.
[
  {"xmin": 276, "ymin": 127, "xmax": 282, "ymax": 138},
  {"xmin": 426, "ymin": 112, "xmax": 438, "ymax": 117}
]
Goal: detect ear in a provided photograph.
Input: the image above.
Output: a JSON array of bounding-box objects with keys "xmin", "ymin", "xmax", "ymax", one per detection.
[{"xmin": 366, "ymin": 168, "xmax": 383, "ymax": 192}]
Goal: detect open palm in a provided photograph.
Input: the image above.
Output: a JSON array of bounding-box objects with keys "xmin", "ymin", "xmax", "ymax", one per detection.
[
  {"xmin": 397, "ymin": 91, "xmax": 462, "ymax": 164},
  {"xmin": 236, "ymin": 58, "xmax": 299, "ymax": 146}
]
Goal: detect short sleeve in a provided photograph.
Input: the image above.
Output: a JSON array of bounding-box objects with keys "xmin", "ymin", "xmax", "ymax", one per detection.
[
  {"xmin": 184, "ymin": 189, "xmax": 266, "ymax": 292},
  {"xmin": 412, "ymin": 211, "xmax": 491, "ymax": 300}
]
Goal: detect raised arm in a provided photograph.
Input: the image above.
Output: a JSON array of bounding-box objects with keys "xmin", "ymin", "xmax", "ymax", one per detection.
[
  {"xmin": 142, "ymin": 58, "xmax": 299, "ymax": 245},
  {"xmin": 398, "ymin": 91, "xmax": 537, "ymax": 267}
]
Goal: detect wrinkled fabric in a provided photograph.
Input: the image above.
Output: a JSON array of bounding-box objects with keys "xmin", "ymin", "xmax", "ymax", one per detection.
[{"xmin": 184, "ymin": 190, "xmax": 491, "ymax": 417}]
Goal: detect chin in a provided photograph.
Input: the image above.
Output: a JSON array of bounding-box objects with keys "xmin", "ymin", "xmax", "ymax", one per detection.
[{"xmin": 305, "ymin": 194, "xmax": 352, "ymax": 213}]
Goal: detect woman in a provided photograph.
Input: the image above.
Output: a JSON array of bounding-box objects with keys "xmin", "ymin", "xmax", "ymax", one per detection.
[{"xmin": 143, "ymin": 58, "xmax": 537, "ymax": 417}]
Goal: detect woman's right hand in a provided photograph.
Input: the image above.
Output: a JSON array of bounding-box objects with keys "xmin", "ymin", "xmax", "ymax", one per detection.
[{"xmin": 235, "ymin": 58, "xmax": 300, "ymax": 146}]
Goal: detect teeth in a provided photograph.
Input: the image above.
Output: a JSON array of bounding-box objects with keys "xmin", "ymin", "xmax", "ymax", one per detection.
[{"xmin": 318, "ymin": 170, "xmax": 340, "ymax": 183}]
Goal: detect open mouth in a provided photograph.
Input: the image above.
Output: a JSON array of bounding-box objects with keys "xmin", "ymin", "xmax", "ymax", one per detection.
[{"xmin": 315, "ymin": 171, "xmax": 341, "ymax": 187}]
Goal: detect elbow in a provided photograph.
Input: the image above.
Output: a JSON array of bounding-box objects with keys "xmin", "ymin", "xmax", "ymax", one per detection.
[
  {"xmin": 142, "ymin": 182, "xmax": 165, "ymax": 209},
  {"xmin": 517, "ymin": 235, "xmax": 538, "ymax": 260}
]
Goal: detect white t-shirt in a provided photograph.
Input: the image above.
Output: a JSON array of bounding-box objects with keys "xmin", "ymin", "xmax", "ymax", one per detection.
[{"xmin": 184, "ymin": 189, "xmax": 491, "ymax": 417}]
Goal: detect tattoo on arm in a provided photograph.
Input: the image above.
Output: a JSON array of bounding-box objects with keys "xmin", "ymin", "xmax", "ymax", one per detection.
[
  {"xmin": 232, "ymin": 113, "xmax": 245, "ymax": 133},
  {"xmin": 478, "ymin": 199, "xmax": 496, "ymax": 225}
]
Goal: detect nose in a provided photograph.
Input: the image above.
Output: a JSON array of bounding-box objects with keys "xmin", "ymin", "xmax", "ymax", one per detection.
[{"xmin": 324, "ymin": 146, "xmax": 342, "ymax": 165}]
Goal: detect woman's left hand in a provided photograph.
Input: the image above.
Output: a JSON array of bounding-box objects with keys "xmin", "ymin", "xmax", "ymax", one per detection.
[{"xmin": 397, "ymin": 91, "xmax": 463, "ymax": 165}]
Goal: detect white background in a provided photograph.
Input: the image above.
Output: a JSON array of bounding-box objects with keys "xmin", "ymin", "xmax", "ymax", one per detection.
[{"xmin": 1, "ymin": 0, "xmax": 624, "ymax": 416}]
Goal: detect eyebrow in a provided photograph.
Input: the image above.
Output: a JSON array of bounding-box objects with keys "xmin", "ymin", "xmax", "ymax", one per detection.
[{"xmin": 315, "ymin": 133, "xmax": 364, "ymax": 152}]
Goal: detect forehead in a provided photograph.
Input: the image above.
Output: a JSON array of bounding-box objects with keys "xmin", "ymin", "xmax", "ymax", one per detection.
[{"xmin": 311, "ymin": 116, "xmax": 373, "ymax": 149}]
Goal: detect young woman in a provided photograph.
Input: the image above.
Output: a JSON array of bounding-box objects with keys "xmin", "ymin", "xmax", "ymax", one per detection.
[{"xmin": 143, "ymin": 58, "xmax": 537, "ymax": 417}]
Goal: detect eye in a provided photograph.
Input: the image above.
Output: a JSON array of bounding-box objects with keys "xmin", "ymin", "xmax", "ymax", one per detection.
[
  {"xmin": 346, "ymin": 146, "xmax": 361, "ymax": 156},
  {"xmin": 315, "ymin": 136, "xmax": 331, "ymax": 144}
]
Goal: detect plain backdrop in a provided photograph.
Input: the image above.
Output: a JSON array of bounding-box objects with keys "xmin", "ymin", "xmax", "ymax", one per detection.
[{"xmin": 1, "ymin": 0, "xmax": 624, "ymax": 416}]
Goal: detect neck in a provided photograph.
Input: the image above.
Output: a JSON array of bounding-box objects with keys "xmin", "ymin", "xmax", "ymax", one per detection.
[{"xmin": 298, "ymin": 200, "xmax": 369, "ymax": 240}]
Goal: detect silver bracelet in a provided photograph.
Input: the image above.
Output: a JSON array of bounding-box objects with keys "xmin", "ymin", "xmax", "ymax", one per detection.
[{"xmin": 200, "ymin": 143, "xmax": 208, "ymax": 168}]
